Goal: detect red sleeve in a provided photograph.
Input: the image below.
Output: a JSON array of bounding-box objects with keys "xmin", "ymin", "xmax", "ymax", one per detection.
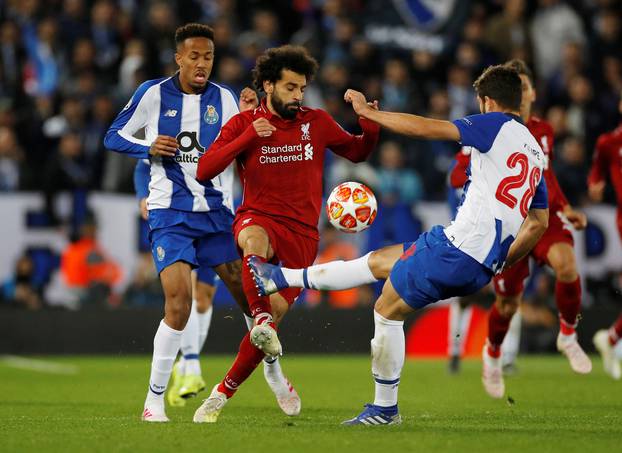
[
  {"xmin": 587, "ymin": 134, "xmax": 610, "ymax": 187},
  {"xmin": 541, "ymin": 128, "xmax": 570, "ymax": 208},
  {"xmin": 322, "ymin": 111, "xmax": 380, "ymax": 163},
  {"xmin": 449, "ymin": 149, "xmax": 470, "ymax": 188},
  {"xmin": 197, "ymin": 114, "xmax": 255, "ymax": 181}
]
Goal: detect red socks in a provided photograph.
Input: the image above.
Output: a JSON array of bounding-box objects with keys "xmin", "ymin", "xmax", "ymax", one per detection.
[
  {"xmin": 217, "ymin": 332, "xmax": 266, "ymax": 398},
  {"xmin": 243, "ymin": 254, "xmax": 273, "ymax": 323},
  {"xmin": 609, "ymin": 314, "xmax": 622, "ymax": 345},
  {"xmin": 487, "ymin": 304, "xmax": 512, "ymax": 358},
  {"xmin": 555, "ymin": 278, "xmax": 581, "ymax": 335}
]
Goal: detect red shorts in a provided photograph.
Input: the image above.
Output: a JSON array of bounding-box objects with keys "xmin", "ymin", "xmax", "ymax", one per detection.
[
  {"xmin": 494, "ymin": 209, "xmax": 574, "ymax": 297},
  {"xmin": 233, "ymin": 211, "xmax": 319, "ymax": 305}
]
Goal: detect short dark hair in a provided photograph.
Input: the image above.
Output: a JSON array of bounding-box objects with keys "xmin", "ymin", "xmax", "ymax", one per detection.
[
  {"xmin": 252, "ymin": 45, "xmax": 319, "ymax": 92},
  {"xmin": 473, "ymin": 65, "xmax": 522, "ymax": 111},
  {"xmin": 504, "ymin": 59, "xmax": 535, "ymax": 87},
  {"xmin": 174, "ymin": 23, "xmax": 214, "ymax": 47}
]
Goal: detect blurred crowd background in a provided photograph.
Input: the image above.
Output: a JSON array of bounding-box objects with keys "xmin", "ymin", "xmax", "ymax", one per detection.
[{"xmin": 0, "ymin": 0, "xmax": 621, "ymax": 314}]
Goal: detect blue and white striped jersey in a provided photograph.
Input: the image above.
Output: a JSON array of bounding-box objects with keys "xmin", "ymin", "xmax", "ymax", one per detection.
[
  {"xmin": 104, "ymin": 74, "xmax": 238, "ymax": 213},
  {"xmin": 444, "ymin": 112, "xmax": 548, "ymax": 272}
]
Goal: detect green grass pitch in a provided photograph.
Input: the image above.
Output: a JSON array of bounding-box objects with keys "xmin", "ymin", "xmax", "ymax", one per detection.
[{"xmin": 1, "ymin": 355, "xmax": 621, "ymax": 452}]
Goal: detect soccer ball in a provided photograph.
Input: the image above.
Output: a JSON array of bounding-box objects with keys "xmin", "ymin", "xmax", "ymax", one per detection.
[{"xmin": 326, "ymin": 181, "xmax": 377, "ymax": 233}]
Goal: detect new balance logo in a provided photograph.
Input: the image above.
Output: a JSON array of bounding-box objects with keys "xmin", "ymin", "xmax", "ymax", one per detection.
[
  {"xmin": 164, "ymin": 109, "xmax": 178, "ymax": 117},
  {"xmin": 304, "ymin": 143, "xmax": 313, "ymax": 160}
]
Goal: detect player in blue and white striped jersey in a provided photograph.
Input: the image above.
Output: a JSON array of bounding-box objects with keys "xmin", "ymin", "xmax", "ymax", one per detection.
[
  {"xmin": 134, "ymin": 158, "xmax": 217, "ymax": 407},
  {"xmin": 251, "ymin": 66, "xmax": 550, "ymax": 425},
  {"xmin": 105, "ymin": 23, "xmax": 298, "ymax": 422}
]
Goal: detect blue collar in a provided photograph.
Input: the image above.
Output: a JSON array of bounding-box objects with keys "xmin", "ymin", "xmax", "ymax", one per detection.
[{"xmin": 504, "ymin": 112, "xmax": 524, "ymax": 124}]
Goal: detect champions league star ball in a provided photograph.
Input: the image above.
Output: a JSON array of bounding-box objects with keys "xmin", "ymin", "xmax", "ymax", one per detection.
[{"xmin": 326, "ymin": 181, "xmax": 377, "ymax": 233}]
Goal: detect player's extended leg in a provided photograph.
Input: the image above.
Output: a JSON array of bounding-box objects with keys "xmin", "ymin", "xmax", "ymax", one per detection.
[
  {"xmin": 447, "ymin": 298, "xmax": 472, "ymax": 374},
  {"xmin": 547, "ymin": 242, "xmax": 592, "ymax": 374},
  {"xmin": 143, "ymin": 261, "xmax": 193, "ymax": 422},
  {"xmin": 210, "ymin": 258, "xmax": 300, "ymax": 416},
  {"xmin": 593, "ymin": 313, "xmax": 622, "ymax": 380},
  {"xmin": 501, "ymin": 308, "xmax": 522, "ymax": 375},
  {"xmin": 176, "ymin": 272, "xmax": 214, "ymax": 401},
  {"xmin": 250, "ymin": 244, "xmax": 404, "ymax": 295},
  {"xmin": 483, "ymin": 257, "xmax": 531, "ymax": 399},
  {"xmin": 193, "ymin": 294, "xmax": 293, "ymax": 423},
  {"xmin": 343, "ymin": 277, "xmax": 412, "ymax": 425},
  {"xmin": 195, "ymin": 278, "xmax": 215, "ymax": 351},
  {"xmin": 482, "ymin": 294, "xmax": 518, "ymax": 399},
  {"xmin": 236, "ymin": 225, "xmax": 282, "ymax": 356},
  {"xmin": 213, "ymin": 259, "xmax": 250, "ymax": 317}
]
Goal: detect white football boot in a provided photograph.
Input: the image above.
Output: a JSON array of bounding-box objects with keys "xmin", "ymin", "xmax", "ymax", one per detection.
[
  {"xmin": 557, "ymin": 333, "xmax": 592, "ymax": 374},
  {"xmin": 593, "ymin": 329, "xmax": 621, "ymax": 380},
  {"xmin": 482, "ymin": 345, "xmax": 505, "ymax": 399},
  {"xmin": 250, "ymin": 323, "xmax": 282, "ymax": 357},
  {"xmin": 193, "ymin": 385, "xmax": 228, "ymax": 423},
  {"xmin": 141, "ymin": 405, "xmax": 169, "ymax": 423},
  {"xmin": 264, "ymin": 360, "xmax": 301, "ymax": 416}
]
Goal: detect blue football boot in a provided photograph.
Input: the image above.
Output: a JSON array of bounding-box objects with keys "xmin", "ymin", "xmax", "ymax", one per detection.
[
  {"xmin": 248, "ymin": 256, "xmax": 290, "ymax": 296},
  {"xmin": 342, "ymin": 404, "xmax": 402, "ymax": 426}
]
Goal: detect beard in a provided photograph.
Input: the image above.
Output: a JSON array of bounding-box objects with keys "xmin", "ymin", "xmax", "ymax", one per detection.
[{"xmin": 271, "ymin": 91, "xmax": 301, "ymax": 120}]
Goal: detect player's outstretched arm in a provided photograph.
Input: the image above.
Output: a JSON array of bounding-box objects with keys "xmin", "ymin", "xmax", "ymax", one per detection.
[
  {"xmin": 344, "ymin": 89, "xmax": 461, "ymax": 142},
  {"xmin": 504, "ymin": 207, "xmax": 549, "ymax": 269},
  {"xmin": 324, "ymin": 105, "xmax": 380, "ymax": 163}
]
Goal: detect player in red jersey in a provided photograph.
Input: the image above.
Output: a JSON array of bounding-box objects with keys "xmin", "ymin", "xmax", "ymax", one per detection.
[
  {"xmin": 588, "ymin": 91, "xmax": 622, "ymax": 380},
  {"xmin": 587, "ymin": 93, "xmax": 622, "ymax": 240},
  {"xmin": 192, "ymin": 45, "xmax": 380, "ymax": 422},
  {"xmin": 460, "ymin": 60, "xmax": 591, "ymax": 398}
]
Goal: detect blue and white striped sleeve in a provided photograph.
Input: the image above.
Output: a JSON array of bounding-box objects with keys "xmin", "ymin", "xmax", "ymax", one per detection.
[
  {"xmin": 530, "ymin": 177, "xmax": 548, "ymax": 210},
  {"xmin": 133, "ymin": 159, "xmax": 150, "ymax": 200},
  {"xmin": 452, "ymin": 112, "xmax": 511, "ymax": 153},
  {"xmin": 104, "ymin": 79, "xmax": 161, "ymax": 159}
]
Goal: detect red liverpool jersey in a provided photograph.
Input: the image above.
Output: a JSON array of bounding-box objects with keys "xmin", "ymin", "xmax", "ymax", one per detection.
[
  {"xmin": 449, "ymin": 116, "xmax": 568, "ymax": 211},
  {"xmin": 588, "ymin": 122, "xmax": 622, "ymax": 205},
  {"xmin": 197, "ymin": 99, "xmax": 379, "ymax": 239},
  {"xmin": 527, "ymin": 116, "xmax": 568, "ymax": 212}
]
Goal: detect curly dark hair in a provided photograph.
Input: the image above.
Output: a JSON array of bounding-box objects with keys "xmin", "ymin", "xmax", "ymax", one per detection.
[
  {"xmin": 174, "ymin": 23, "xmax": 214, "ymax": 47},
  {"xmin": 473, "ymin": 65, "xmax": 522, "ymax": 111},
  {"xmin": 252, "ymin": 45, "xmax": 319, "ymax": 92},
  {"xmin": 504, "ymin": 59, "xmax": 535, "ymax": 87}
]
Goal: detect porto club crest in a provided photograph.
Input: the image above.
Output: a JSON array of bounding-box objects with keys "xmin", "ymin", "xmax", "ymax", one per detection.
[{"xmin": 204, "ymin": 105, "xmax": 219, "ymax": 125}]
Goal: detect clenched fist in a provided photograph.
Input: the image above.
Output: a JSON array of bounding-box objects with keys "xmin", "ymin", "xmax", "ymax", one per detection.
[
  {"xmin": 239, "ymin": 87, "xmax": 259, "ymax": 112},
  {"xmin": 149, "ymin": 135, "xmax": 178, "ymax": 157},
  {"xmin": 252, "ymin": 118, "xmax": 276, "ymax": 138}
]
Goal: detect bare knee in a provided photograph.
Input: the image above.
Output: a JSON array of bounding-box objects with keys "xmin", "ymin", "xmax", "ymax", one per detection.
[
  {"xmin": 195, "ymin": 293, "xmax": 213, "ymax": 313},
  {"xmin": 496, "ymin": 296, "xmax": 519, "ymax": 318},
  {"xmin": 237, "ymin": 226, "xmax": 271, "ymax": 257},
  {"xmin": 368, "ymin": 245, "xmax": 402, "ymax": 280},
  {"xmin": 270, "ymin": 295, "xmax": 289, "ymax": 326},
  {"xmin": 553, "ymin": 259, "xmax": 578, "ymax": 282},
  {"xmin": 547, "ymin": 244, "xmax": 578, "ymax": 282},
  {"xmin": 164, "ymin": 292, "xmax": 192, "ymax": 330}
]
